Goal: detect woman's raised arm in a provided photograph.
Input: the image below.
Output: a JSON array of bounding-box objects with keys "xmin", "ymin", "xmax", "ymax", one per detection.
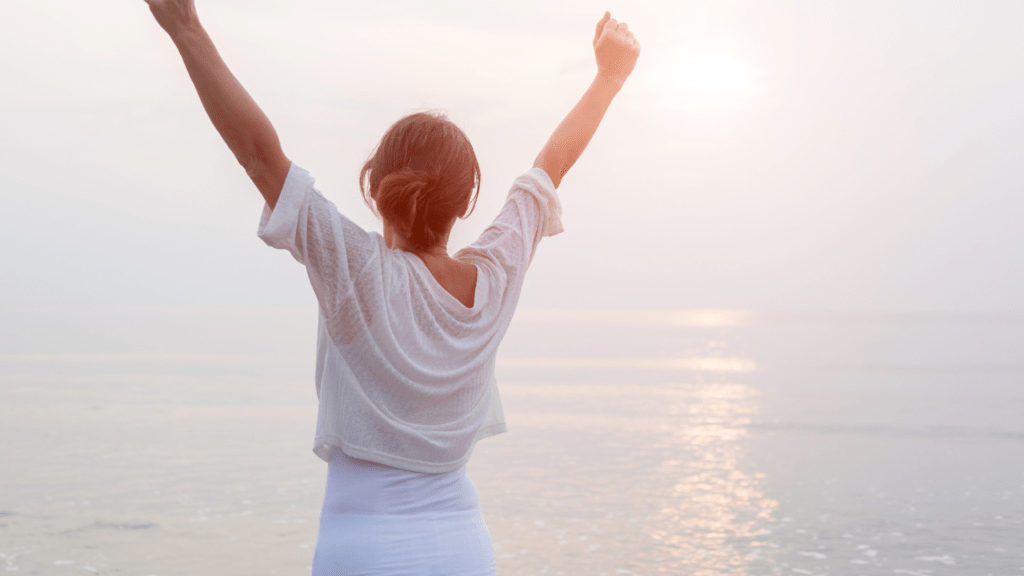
[
  {"xmin": 145, "ymin": 0, "xmax": 291, "ymax": 209},
  {"xmin": 533, "ymin": 12, "xmax": 640, "ymax": 188}
]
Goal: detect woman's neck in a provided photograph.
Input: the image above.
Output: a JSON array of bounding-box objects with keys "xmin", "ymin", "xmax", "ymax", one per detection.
[
  {"xmin": 383, "ymin": 222, "xmax": 452, "ymax": 259},
  {"xmin": 383, "ymin": 221, "xmax": 477, "ymax": 307}
]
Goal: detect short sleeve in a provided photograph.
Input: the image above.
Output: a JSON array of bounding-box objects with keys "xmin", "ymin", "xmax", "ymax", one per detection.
[
  {"xmin": 515, "ymin": 167, "xmax": 564, "ymax": 240},
  {"xmin": 258, "ymin": 163, "xmax": 314, "ymax": 263},
  {"xmin": 257, "ymin": 163, "xmax": 381, "ymax": 318},
  {"xmin": 459, "ymin": 167, "xmax": 563, "ymax": 292}
]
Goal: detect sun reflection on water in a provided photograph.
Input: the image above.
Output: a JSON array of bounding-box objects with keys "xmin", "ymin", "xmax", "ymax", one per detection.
[{"xmin": 651, "ymin": 384, "xmax": 777, "ymax": 575}]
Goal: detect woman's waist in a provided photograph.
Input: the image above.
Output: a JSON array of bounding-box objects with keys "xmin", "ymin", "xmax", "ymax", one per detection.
[{"xmin": 323, "ymin": 448, "xmax": 482, "ymax": 516}]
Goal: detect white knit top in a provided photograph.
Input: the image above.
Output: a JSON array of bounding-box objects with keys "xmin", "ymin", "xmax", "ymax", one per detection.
[{"xmin": 258, "ymin": 163, "xmax": 563, "ymax": 473}]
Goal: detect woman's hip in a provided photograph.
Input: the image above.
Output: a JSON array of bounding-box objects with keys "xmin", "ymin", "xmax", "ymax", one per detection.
[{"xmin": 312, "ymin": 510, "xmax": 496, "ymax": 576}]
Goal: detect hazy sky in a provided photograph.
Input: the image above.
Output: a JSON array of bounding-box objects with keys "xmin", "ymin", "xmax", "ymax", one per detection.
[{"xmin": 2, "ymin": 0, "xmax": 1022, "ymax": 312}]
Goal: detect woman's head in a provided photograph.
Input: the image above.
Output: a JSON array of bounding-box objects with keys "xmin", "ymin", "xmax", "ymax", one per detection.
[{"xmin": 360, "ymin": 111, "xmax": 481, "ymax": 252}]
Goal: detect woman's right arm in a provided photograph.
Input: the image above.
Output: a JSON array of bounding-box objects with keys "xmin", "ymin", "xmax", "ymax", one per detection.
[
  {"xmin": 145, "ymin": 0, "xmax": 291, "ymax": 209},
  {"xmin": 533, "ymin": 12, "xmax": 640, "ymax": 188}
]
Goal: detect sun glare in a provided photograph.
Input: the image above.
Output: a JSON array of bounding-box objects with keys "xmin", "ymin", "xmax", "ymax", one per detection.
[{"xmin": 672, "ymin": 48, "xmax": 755, "ymax": 105}]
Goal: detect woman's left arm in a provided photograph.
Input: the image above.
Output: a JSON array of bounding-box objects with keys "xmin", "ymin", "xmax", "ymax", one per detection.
[{"xmin": 145, "ymin": 0, "xmax": 290, "ymax": 209}]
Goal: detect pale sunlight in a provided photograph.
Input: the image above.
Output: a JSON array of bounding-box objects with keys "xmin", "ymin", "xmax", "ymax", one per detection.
[{"xmin": 673, "ymin": 46, "xmax": 755, "ymax": 105}]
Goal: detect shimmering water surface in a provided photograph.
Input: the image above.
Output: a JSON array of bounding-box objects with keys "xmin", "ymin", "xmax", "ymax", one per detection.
[{"xmin": 1, "ymin": 307, "xmax": 1022, "ymax": 575}]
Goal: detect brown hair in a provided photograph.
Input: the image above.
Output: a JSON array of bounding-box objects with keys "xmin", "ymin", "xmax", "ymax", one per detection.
[{"xmin": 360, "ymin": 111, "xmax": 481, "ymax": 251}]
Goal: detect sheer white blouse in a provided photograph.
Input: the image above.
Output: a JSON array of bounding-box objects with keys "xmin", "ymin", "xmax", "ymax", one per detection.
[{"xmin": 258, "ymin": 164, "xmax": 563, "ymax": 473}]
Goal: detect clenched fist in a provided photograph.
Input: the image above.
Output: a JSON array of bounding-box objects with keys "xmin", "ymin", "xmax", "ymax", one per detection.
[{"xmin": 593, "ymin": 12, "xmax": 641, "ymax": 88}]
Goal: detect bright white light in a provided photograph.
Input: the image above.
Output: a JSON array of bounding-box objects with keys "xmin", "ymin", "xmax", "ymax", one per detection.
[
  {"xmin": 628, "ymin": 45, "xmax": 756, "ymax": 115},
  {"xmin": 681, "ymin": 54, "xmax": 751, "ymax": 95},
  {"xmin": 670, "ymin": 47, "xmax": 755, "ymax": 106}
]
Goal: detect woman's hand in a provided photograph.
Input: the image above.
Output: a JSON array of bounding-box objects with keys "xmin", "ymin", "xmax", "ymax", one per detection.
[
  {"xmin": 145, "ymin": 0, "xmax": 200, "ymax": 39},
  {"xmin": 593, "ymin": 12, "xmax": 641, "ymax": 88},
  {"xmin": 533, "ymin": 13, "xmax": 639, "ymax": 187}
]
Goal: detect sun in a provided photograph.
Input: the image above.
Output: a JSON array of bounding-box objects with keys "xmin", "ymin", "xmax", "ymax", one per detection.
[{"xmin": 673, "ymin": 48, "xmax": 755, "ymax": 105}]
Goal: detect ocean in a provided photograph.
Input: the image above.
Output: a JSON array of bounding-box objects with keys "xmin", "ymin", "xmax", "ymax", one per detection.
[{"xmin": 1, "ymin": 307, "xmax": 1021, "ymax": 575}]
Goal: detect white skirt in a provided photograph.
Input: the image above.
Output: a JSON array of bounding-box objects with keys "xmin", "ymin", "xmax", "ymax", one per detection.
[{"xmin": 312, "ymin": 448, "xmax": 497, "ymax": 576}]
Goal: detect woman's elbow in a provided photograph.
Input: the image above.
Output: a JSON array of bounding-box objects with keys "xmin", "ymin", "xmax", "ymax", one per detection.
[
  {"xmin": 533, "ymin": 152, "xmax": 565, "ymax": 188},
  {"xmin": 243, "ymin": 144, "xmax": 290, "ymax": 208}
]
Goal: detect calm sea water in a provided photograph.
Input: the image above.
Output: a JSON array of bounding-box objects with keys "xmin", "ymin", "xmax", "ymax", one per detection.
[{"xmin": 1, "ymin": 307, "xmax": 1022, "ymax": 575}]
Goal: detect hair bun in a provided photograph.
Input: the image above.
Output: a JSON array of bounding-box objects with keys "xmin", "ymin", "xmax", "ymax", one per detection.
[
  {"xmin": 359, "ymin": 111, "xmax": 482, "ymax": 252},
  {"xmin": 374, "ymin": 168, "xmax": 439, "ymax": 244}
]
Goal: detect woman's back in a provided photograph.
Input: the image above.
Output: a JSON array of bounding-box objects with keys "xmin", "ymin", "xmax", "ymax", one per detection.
[
  {"xmin": 276, "ymin": 165, "xmax": 562, "ymax": 576},
  {"xmin": 416, "ymin": 254, "xmax": 478, "ymax": 309},
  {"xmin": 258, "ymin": 165, "xmax": 562, "ymax": 472}
]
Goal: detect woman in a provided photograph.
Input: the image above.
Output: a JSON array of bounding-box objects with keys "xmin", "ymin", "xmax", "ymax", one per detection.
[{"xmin": 144, "ymin": 1, "xmax": 640, "ymax": 574}]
